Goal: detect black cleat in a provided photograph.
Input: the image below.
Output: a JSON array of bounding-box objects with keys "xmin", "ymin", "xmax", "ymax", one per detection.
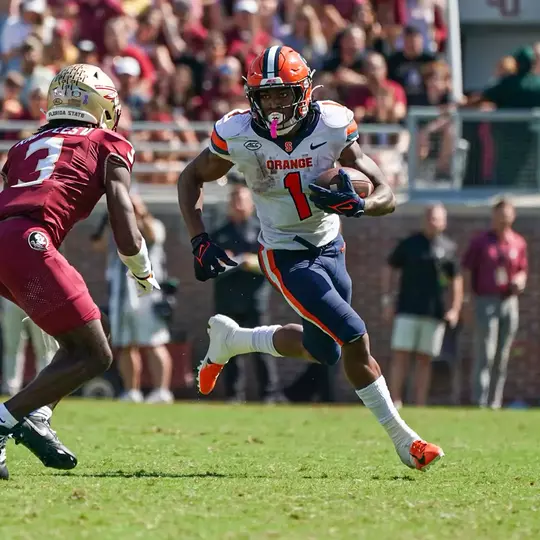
[
  {"xmin": 0, "ymin": 435, "xmax": 8, "ymax": 480},
  {"xmin": 12, "ymin": 416, "xmax": 77, "ymax": 470}
]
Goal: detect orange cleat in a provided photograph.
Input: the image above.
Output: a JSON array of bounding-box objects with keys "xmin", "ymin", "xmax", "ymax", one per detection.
[
  {"xmin": 197, "ymin": 360, "xmax": 225, "ymax": 395},
  {"xmin": 197, "ymin": 315, "xmax": 242, "ymax": 395},
  {"xmin": 409, "ymin": 440, "xmax": 445, "ymax": 471}
]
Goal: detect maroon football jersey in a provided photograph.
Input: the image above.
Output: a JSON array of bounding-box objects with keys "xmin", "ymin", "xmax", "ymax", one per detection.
[{"xmin": 0, "ymin": 126, "xmax": 135, "ymax": 247}]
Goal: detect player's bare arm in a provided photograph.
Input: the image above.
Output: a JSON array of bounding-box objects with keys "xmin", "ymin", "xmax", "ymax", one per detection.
[
  {"xmin": 105, "ymin": 158, "xmax": 143, "ymax": 256},
  {"xmin": 339, "ymin": 141, "xmax": 396, "ymax": 216},
  {"xmin": 177, "ymin": 148, "xmax": 233, "ymax": 239},
  {"xmin": 178, "ymin": 149, "xmax": 236, "ymax": 282},
  {"xmin": 105, "ymin": 158, "xmax": 159, "ymax": 292}
]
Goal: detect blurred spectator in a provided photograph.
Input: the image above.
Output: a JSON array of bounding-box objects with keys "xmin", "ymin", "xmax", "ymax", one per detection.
[
  {"xmin": 1, "ymin": 299, "xmax": 57, "ymax": 396},
  {"xmin": 397, "ymin": 0, "xmax": 447, "ymax": 54},
  {"xmin": 372, "ymin": 0, "xmax": 407, "ymax": 27},
  {"xmin": 225, "ymin": 0, "xmax": 272, "ymax": 71},
  {"xmin": 134, "ymin": 6, "xmax": 175, "ymax": 76},
  {"xmin": 383, "ymin": 204, "xmax": 462, "ymax": 407},
  {"xmin": 259, "ymin": 0, "xmax": 284, "ymax": 41},
  {"xmin": 409, "ymin": 59, "xmax": 450, "ymax": 106},
  {"xmin": 462, "ymin": 200, "xmax": 527, "ymax": 409},
  {"xmin": 114, "ymin": 56, "xmax": 147, "ymax": 121},
  {"xmin": 111, "ymin": 195, "xmax": 174, "ymax": 404},
  {"xmin": 414, "ymin": 60, "xmax": 454, "ymax": 180},
  {"xmin": 123, "ymin": 0, "xmax": 152, "ymax": 17},
  {"xmin": 210, "ymin": 183, "xmax": 281, "ymax": 403},
  {"xmin": 1, "ymin": 0, "xmax": 54, "ymax": 72},
  {"xmin": 492, "ymin": 55, "xmax": 517, "ymax": 84},
  {"xmin": 345, "ymin": 51, "xmax": 406, "ymax": 123},
  {"xmin": 102, "ymin": 16, "xmax": 155, "ymax": 88},
  {"xmin": 319, "ymin": 25, "xmax": 367, "ymax": 100},
  {"xmin": 372, "ymin": 0, "xmax": 446, "ymax": 53},
  {"xmin": 0, "ymin": 70, "xmax": 24, "ymax": 120},
  {"xmin": 160, "ymin": 0, "xmax": 207, "ymax": 60},
  {"xmin": 387, "ymin": 26, "xmax": 437, "ymax": 100},
  {"xmin": 167, "ymin": 63, "xmax": 199, "ymax": 118},
  {"xmin": 350, "ymin": 1, "xmax": 386, "ymax": 55},
  {"xmin": 479, "ymin": 46, "xmax": 540, "ymax": 109},
  {"xmin": 196, "ymin": 30, "xmax": 228, "ymax": 95},
  {"xmin": 43, "ymin": 19, "xmax": 78, "ymax": 71},
  {"xmin": 76, "ymin": 39, "xmax": 99, "ymax": 65},
  {"xmin": 76, "ymin": 0, "xmax": 125, "ymax": 59},
  {"xmin": 198, "ymin": 57, "xmax": 248, "ymax": 121},
  {"xmin": 281, "ymin": 4, "xmax": 327, "ymax": 70},
  {"xmin": 345, "ymin": 52, "xmax": 407, "ymax": 187},
  {"xmin": 18, "ymin": 84, "xmax": 46, "ymax": 125},
  {"xmin": 19, "ymin": 34, "xmax": 54, "ymax": 107},
  {"xmin": 471, "ymin": 45, "xmax": 540, "ymax": 187}
]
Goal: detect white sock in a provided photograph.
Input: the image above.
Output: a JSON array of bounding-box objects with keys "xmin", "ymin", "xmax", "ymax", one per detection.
[
  {"xmin": 0, "ymin": 403, "xmax": 18, "ymax": 429},
  {"xmin": 233, "ymin": 326, "xmax": 283, "ymax": 357},
  {"xmin": 28, "ymin": 406, "xmax": 53, "ymax": 421},
  {"xmin": 356, "ymin": 376, "xmax": 419, "ymax": 449}
]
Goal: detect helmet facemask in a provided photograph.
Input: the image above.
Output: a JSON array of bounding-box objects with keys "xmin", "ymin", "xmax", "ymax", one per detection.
[{"xmin": 246, "ymin": 74, "xmax": 314, "ymax": 138}]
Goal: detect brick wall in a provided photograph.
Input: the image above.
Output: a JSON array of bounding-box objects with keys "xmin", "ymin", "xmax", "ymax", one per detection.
[{"xmin": 65, "ymin": 203, "xmax": 540, "ymax": 405}]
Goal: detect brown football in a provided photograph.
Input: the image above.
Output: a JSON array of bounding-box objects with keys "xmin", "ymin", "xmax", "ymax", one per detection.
[{"xmin": 314, "ymin": 167, "xmax": 374, "ymax": 198}]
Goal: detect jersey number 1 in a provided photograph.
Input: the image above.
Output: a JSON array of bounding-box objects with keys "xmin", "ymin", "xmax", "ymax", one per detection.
[{"xmin": 284, "ymin": 172, "xmax": 312, "ymax": 221}]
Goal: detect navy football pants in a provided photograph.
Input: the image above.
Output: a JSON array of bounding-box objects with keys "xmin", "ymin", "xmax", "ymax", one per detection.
[{"xmin": 258, "ymin": 235, "xmax": 366, "ymax": 365}]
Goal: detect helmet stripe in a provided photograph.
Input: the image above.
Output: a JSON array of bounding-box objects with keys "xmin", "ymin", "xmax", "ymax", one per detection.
[
  {"xmin": 262, "ymin": 48, "xmax": 271, "ymax": 78},
  {"xmin": 273, "ymin": 46, "xmax": 282, "ymax": 77},
  {"xmin": 265, "ymin": 46, "xmax": 281, "ymax": 78}
]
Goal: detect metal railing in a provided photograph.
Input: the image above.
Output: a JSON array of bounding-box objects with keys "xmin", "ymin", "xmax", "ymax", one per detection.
[
  {"xmin": 3, "ymin": 110, "xmax": 540, "ymax": 192},
  {"xmin": 406, "ymin": 107, "xmax": 540, "ymax": 197},
  {"xmin": 0, "ymin": 120, "xmax": 408, "ymax": 186}
]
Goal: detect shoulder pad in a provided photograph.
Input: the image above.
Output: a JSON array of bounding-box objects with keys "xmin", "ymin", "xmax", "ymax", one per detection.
[
  {"xmin": 214, "ymin": 109, "xmax": 252, "ymax": 140},
  {"xmin": 94, "ymin": 129, "xmax": 135, "ymax": 172},
  {"xmin": 317, "ymin": 100, "xmax": 355, "ymax": 129}
]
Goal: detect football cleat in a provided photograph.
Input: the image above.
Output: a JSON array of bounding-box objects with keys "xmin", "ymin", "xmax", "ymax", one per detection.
[
  {"xmin": 0, "ymin": 435, "xmax": 8, "ymax": 480},
  {"xmin": 12, "ymin": 416, "xmax": 77, "ymax": 470},
  {"xmin": 408, "ymin": 440, "xmax": 444, "ymax": 472},
  {"xmin": 197, "ymin": 315, "xmax": 240, "ymax": 395}
]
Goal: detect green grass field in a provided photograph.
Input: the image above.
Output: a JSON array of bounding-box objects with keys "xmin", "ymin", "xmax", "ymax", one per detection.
[{"xmin": 1, "ymin": 401, "xmax": 539, "ymax": 540}]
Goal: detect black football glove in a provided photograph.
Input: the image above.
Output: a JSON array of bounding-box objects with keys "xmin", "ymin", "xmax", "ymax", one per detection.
[
  {"xmin": 191, "ymin": 233, "xmax": 237, "ymax": 282},
  {"xmin": 308, "ymin": 168, "xmax": 365, "ymax": 217}
]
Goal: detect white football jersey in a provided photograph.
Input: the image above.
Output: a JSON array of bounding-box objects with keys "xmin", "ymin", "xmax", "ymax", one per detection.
[{"xmin": 209, "ymin": 100, "xmax": 359, "ymax": 250}]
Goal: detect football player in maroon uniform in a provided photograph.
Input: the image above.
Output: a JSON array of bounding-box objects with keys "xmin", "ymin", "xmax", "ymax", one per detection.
[{"xmin": 0, "ymin": 64, "xmax": 159, "ymax": 480}]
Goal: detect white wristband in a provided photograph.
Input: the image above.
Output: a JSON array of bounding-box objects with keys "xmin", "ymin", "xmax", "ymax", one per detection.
[{"xmin": 118, "ymin": 237, "xmax": 152, "ymax": 278}]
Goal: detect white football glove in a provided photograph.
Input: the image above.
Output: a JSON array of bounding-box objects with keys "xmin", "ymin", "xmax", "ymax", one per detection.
[{"xmin": 127, "ymin": 270, "xmax": 161, "ymax": 296}]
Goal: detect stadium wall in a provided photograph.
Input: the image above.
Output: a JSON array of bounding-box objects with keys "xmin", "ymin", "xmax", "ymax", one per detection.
[{"xmin": 66, "ymin": 202, "xmax": 540, "ymax": 405}]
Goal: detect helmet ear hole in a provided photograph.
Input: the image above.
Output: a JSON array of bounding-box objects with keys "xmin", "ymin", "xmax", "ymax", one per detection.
[{"xmin": 105, "ymin": 111, "xmax": 112, "ymax": 120}]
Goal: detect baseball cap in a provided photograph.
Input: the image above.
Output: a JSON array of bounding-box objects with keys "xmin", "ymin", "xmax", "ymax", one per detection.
[
  {"xmin": 77, "ymin": 40, "xmax": 97, "ymax": 53},
  {"xmin": 113, "ymin": 56, "xmax": 141, "ymax": 78},
  {"xmin": 234, "ymin": 0, "xmax": 258, "ymax": 14},
  {"xmin": 21, "ymin": 0, "xmax": 46, "ymax": 14}
]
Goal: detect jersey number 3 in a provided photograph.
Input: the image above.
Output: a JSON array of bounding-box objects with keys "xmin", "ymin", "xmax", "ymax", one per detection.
[
  {"xmin": 284, "ymin": 172, "xmax": 312, "ymax": 221},
  {"xmin": 15, "ymin": 137, "xmax": 64, "ymax": 187}
]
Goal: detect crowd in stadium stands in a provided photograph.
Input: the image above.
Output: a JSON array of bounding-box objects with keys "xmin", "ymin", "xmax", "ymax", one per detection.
[
  {"xmin": 0, "ymin": 0, "xmax": 450, "ymax": 185},
  {"xmin": 0, "ymin": 0, "xmax": 539, "ymax": 186}
]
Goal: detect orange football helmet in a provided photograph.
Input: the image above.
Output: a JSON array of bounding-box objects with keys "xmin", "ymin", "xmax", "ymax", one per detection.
[{"xmin": 245, "ymin": 46, "xmax": 314, "ymax": 136}]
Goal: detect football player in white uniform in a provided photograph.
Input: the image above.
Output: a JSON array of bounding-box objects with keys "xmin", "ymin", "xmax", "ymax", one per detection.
[{"xmin": 178, "ymin": 46, "xmax": 444, "ymax": 471}]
